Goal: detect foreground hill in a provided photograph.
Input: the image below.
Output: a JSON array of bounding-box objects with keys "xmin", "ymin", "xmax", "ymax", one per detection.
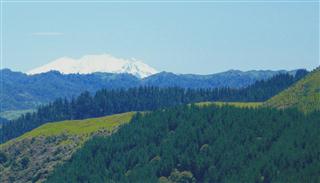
[
  {"xmin": 0, "ymin": 112, "xmax": 135, "ymax": 183},
  {"xmin": 1, "ymin": 68, "xmax": 304, "ymax": 111},
  {"xmin": 265, "ymin": 68, "xmax": 320, "ymax": 113},
  {"xmin": 47, "ymin": 105, "xmax": 320, "ymax": 183}
]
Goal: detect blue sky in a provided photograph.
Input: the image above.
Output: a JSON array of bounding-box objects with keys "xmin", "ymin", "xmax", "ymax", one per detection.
[{"xmin": 2, "ymin": 1, "xmax": 319, "ymax": 74}]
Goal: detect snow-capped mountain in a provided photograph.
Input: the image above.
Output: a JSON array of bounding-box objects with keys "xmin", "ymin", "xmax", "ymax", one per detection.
[{"xmin": 27, "ymin": 54, "xmax": 158, "ymax": 78}]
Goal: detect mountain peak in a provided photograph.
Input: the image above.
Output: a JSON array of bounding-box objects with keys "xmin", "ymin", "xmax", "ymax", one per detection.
[{"xmin": 27, "ymin": 54, "xmax": 158, "ymax": 78}]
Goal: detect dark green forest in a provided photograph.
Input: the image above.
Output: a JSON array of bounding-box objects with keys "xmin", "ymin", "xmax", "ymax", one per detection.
[
  {"xmin": 47, "ymin": 105, "xmax": 320, "ymax": 183},
  {"xmin": 0, "ymin": 118, "xmax": 9, "ymax": 125},
  {"xmin": 0, "ymin": 72, "xmax": 305, "ymax": 143}
]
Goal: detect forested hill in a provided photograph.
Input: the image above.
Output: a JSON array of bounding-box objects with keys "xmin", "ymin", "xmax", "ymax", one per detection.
[
  {"xmin": 265, "ymin": 68, "xmax": 320, "ymax": 113},
  {"xmin": 0, "ymin": 72, "xmax": 306, "ymax": 143},
  {"xmin": 0, "ymin": 69, "xmax": 304, "ymax": 111},
  {"xmin": 47, "ymin": 105, "xmax": 320, "ymax": 183}
]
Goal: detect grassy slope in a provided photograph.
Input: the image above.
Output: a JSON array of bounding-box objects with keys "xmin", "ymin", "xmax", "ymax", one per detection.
[
  {"xmin": 265, "ymin": 68, "xmax": 320, "ymax": 113},
  {"xmin": 0, "ymin": 112, "xmax": 136, "ymax": 183},
  {"xmin": 20, "ymin": 112, "xmax": 134, "ymax": 137},
  {"xmin": 2, "ymin": 112, "xmax": 135, "ymax": 147},
  {"xmin": 196, "ymin": 101, "xmax": 263, "ymax": 108}
]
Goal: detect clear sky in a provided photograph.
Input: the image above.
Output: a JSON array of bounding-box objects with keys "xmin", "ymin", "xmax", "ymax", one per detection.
[{"xmin": 2, "ymin": 1, "xmax": 319, "ymax": 74}]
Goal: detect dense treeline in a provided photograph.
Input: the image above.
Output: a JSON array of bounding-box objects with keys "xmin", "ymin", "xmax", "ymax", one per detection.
[
  {"xmin": 47, "ymin": 105, "xmax": 320, "ymax": 183},
  {"xmin": 1, "ymin": 68, "xmax": 295, "ymax": 111},
  {"xmin": 0, "ymin": 118, "xmax": 9, "ymax": 125},
  {"xmin": 0, "ymin": 72, "xmax": 306, "ymax": 143},
  {"xmin": 226, "ymin": 72, "xmax": 304, "ymax": 101}
]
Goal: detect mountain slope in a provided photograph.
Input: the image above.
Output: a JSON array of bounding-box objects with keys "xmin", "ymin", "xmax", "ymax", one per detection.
[
  {"xmin": 27, "ymin": 54, "xmax": 158, "ymax": 78},
  {"xmin": 0, "ymin": 112, "xmax": 135, "ymax": 183},
  {"xmin": 265, "ymin": 68, "xmax": 320, "ymax": 113}
]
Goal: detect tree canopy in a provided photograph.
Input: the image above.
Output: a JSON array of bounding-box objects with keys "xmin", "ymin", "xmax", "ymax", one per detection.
[{"xmin": 47, "ymin": 105, "xmax": 320, "ymax": 183}]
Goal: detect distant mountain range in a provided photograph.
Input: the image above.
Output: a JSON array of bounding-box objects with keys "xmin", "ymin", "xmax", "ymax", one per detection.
[
  {"xmin": 27, "ymin": 54, "xmax": 158, "ymax": 78},
  {"xmin": 1, "ymin": 68, "xmax": 302, "ymax": 111},
  {"xmin": 141, "ymin": 70, "xmax": 298, "ymax": 88}
]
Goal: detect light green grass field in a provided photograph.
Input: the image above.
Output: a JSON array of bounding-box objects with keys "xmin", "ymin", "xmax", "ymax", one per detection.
[
  {"xmin": 2, "ymin": 112, "xmax": 136, "ymax": 147},
  {"xmin": 195, "ymin": 101, "xmax": 263, "ymax": 108}
]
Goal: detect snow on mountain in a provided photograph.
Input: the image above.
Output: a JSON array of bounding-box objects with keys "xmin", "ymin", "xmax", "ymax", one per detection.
[{"xmin": 27, "ymin": 54, "xmax": 158, "ymax": 78}]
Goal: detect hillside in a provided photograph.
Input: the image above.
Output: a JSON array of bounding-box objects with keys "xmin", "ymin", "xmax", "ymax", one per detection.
[
  {"xmin": 0, "ymin": 112, "xmax": 135, "ymax": 183},
  {"xmin": 0, "ymin": 102, "xmax": 261, "ymax": 183},
  {"xmin": 0, "ymin": 68, "xmax": 304, "ymax": 112},
  {"xmin": 265, "ymin": 68, "xmax": 320, "ymax": 113},
  {"xmin": 1, "ymin": 72, "xmax": 305, "ymax": 144},
  {"xmin": 47, "ymin": 105, "xmax": 320, "ymax": 183}
]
